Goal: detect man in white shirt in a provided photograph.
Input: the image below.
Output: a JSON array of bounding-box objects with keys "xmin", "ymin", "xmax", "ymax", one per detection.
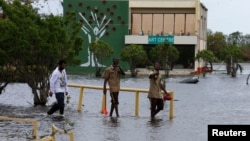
[{"xmin": 47, "ymin": 59, "xmax": 68, "ymax": 117}]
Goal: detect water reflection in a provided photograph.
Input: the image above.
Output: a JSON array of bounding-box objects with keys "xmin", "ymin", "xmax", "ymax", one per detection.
[
  {"xmin": 103, "ymin": 117, "xmax": 120, "ymax": 127},
  {"xmin": 148, "ymin": 118, "xmax": 166, "ymax": 127},
  {"xmin": 102, "ymin": 117, "xmax": 121, "ymax": 141}
]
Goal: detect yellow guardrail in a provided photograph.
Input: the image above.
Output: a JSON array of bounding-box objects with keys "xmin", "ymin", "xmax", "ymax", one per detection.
[
  {"xmin": 0, "ymin": 116, "xmax": 74, "ymax": 141},
  {"xmin": 0, "ymin": 116, "xmax": 38, "ymax": 139},
  {"xmin": 35, "ymin": 124, "xmax": 74, "ymax": 141},
  {"xmin": 68, "ymin": 84, "xmax": 174, "ymax": 119},
  {"xmin": 51, "ymin": 124, "xmax": 74, "ymax": 141},
  {"xmin": 35, "ymin": 136, "xmax": 54, "ymax": 141}
]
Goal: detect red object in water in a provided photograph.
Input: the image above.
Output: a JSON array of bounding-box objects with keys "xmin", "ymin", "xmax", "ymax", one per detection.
[
  {"xmin": 164, "ymin": 95, "xmax": 172, "ymax": 100},
  {"xmin": 104, "ymin": 109, "xmax": 108, "ymax": 115},
  {"xmin": 103, "ymin": 94, "xmax": 109, "ymax": 115}
]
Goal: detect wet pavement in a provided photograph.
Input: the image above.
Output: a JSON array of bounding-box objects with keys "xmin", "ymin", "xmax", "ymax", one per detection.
[{"xmin": 1, "ymin": 63, "xmax": 250, "ymax": 141}]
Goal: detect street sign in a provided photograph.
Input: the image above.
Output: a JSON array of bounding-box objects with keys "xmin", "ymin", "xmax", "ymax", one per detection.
[{"xmin": 148, "ymin": 35, "xmax": 174, "ymax": 44}]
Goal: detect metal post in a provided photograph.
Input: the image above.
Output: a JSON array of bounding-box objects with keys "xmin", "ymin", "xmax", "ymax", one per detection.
[
  {"xmin": 77, "ymin": 87, "xmax": 84, "ymax": 112},
  {"xmin": 101, "ymin": 93, "xmax": 105, "ymax": 113},
  {"xmin": 135, "ymin": 91, "xmax": 140, "ymax": 116},
  {"xmin": 51, "ymin": 125, "xmax": 56, "ymax": 141},
  {"xmin": 32, "ymin": 120, "xmax": 38, "ymax": 139},
  {"xmin": 169, "ymin": 91, "xmax": 174, "ymax": 119},
  {"xmin": 68, "ymin": 132, "xmax": 74, "ymax": 141}
]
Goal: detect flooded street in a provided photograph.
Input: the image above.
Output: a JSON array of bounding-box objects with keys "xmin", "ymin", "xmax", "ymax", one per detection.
[{"xmin": 1, "ymin": 63, "xmax": 250, "ymax": 141}]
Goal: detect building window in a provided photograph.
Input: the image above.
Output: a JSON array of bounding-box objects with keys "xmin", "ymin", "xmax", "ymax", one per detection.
[
  {"xmin": 131, "ymin": 13, "xmax": 195, "ymax": 35},
  {"xmin": 132, "ymin": 14, "xmax": 142, "ymax": 35},
  {"xmin": 164, "ymin": 14, "xmax": 174, "ymax": 35},
  {"xmin": 185, "ymin": 14, "xmax": 195, "ymax": 35},
  {"xmin": 142, "ymin": 14, "xmax": 152, "ymax": 35},
  {"xmin": 152, "ymin": 14, "xmax": 163, "ymax": 35},
  {"xmin": 174, "ymin": 14, "xmax": 185, "ymax": 35}
]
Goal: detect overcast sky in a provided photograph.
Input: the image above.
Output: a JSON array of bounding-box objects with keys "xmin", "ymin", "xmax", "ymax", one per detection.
[{"xmin": 200, "ymin": 0, "xmax": 250, "ymax": 35}]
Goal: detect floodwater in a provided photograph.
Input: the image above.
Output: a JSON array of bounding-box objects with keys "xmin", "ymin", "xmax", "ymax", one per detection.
[{"xmin": 1, "ymin": 63, "xmax": 250, "ymax": 141}]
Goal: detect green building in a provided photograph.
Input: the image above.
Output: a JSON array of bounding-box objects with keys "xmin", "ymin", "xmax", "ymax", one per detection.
[
  {"xmin": 64, "ymin": 0, "xmax": 208, "ymax": 74},
  {"xmin": 64, "ymin": 0, "xmax": 129, "ymax": 74}
]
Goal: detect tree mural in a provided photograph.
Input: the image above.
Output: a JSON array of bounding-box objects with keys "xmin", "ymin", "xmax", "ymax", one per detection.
[{"xmin": 79, "ymin": 11, "xmax": 111, "ymax": 67}]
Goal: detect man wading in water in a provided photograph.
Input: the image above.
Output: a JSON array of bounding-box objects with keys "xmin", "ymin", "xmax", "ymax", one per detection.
[
  {"xmin": 47, "ymin": 59, "xmax": 69, "ymax": 117},
  {"xmin": 103, "ymin": 58, "xmax": 125, "ymax": 117},
  {"xmin": 148, "ymin": 62, "xmax": 170, "ymax": 119}
]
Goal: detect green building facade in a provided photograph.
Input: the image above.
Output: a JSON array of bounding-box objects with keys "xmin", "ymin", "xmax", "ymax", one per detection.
[{"xmin": 64, "ymin": 0, "xmax": 129, "ymax": 74}]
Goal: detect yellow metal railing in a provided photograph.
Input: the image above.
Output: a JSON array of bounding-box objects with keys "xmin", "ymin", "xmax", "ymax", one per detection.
[
  {"xmin": 35, "ymin": 136, "xmax": 54, "ymax": 141},
  {"xmin": 0, "ymin": 116, "xmax": 38, "ymax": 139},
  {"xmin": 0, "ymin": 116, "xmax": 74, "ymax": 141},
  {"xmin": 68, "ymin": 84, "xmax": 174, "ymax": 119},
  {"xmin": 51, "ymin": 124, "xmax": 74, "ymax": 141},
  {"xmin": 35, "ymin": 124, "xmax": 74, "ymax": 141}
]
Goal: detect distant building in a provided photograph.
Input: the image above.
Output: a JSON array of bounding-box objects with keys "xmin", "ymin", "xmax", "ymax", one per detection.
[
  {"xmin": 63, "ymin": 0, "xmax": 207, "ymax": 74},
  {"xmin": 126, "ymin": 0, "xmax": 208, "ymax": 73}
]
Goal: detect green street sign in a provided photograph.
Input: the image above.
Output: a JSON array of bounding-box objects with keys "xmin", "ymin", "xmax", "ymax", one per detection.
[{"xmin": 148, "ymin": 35, "xmax": 174, "ymax": 44}]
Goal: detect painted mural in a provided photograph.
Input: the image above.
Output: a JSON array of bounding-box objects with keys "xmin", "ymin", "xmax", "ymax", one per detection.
[{"xmin": 64, "ymin": 0, "xmax": 129, "ymax": 73}]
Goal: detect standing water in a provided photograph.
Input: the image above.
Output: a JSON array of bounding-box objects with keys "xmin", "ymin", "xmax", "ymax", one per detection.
[{"xmin": 1, "ymin": 63, "xmax": 250, "ymax": 141}]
